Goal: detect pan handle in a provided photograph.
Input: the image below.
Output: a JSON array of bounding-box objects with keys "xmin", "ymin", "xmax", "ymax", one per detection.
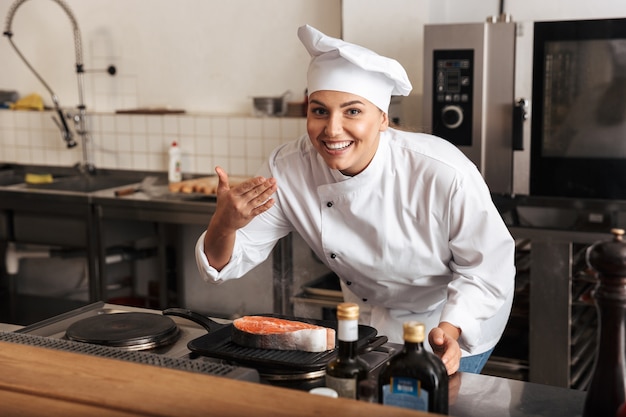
[
  {"xmin": 358, "ymin": 335, "xmax": 389, "ymax": 354},
  {"xmin": 162, "ymin": 308, "xmax": 226, "ymax": 333}
]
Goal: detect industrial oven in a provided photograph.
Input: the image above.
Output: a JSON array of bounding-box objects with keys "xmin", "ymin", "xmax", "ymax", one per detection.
[{"xmin": 422, "ymin": 17, "xmax": 626, "ymax": 389}]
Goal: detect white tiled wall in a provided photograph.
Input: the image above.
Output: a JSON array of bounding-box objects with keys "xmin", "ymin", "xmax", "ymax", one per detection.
[{"xmin": 0, "ymin": 110, "xmax": 307, "ymax": 177}]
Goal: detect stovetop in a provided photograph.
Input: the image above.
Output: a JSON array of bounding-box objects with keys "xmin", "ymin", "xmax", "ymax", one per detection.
[
  {"xmin": 13, "ymin": 301, "xmax": 208, "ymax": 359},
  {"xmin": 1, "ymin": 301, "xmax": 398, "ymax": 391},
  {"xmin": 0, "ymin": 301, "xmax": 260, "ymax": 382}
]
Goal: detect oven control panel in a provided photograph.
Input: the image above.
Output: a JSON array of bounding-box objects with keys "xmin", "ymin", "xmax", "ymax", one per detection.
[{"xmin": 431, "ymin": 49, "xmax": 474, "ymax": 146}]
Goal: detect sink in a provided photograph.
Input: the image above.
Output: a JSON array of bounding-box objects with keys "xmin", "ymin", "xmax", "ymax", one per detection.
[
  {"xmin": 0, "ymin": 165, "xmax": 163, "ymax": 194},
  {"xmin": 0, "ymin": 169, "xmax": 25, "ymax": 186},
  {"xmin": 30, "ymin": 176, "xmax": 136, "ymax": 192},
  {"xmin": 22, "ymin": 171, "xmax": 145, "ymax": 193}
]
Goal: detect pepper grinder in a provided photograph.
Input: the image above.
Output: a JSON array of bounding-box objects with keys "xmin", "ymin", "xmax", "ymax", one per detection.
[{"xmin": 583, "ymin": 228, "xmax": 626, "ymax": 417}]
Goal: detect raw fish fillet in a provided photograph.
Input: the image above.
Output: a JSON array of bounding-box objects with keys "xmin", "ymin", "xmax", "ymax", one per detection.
[{"xmin": 231, "ymin": 316, "xmax": 336, "ymax": 352}]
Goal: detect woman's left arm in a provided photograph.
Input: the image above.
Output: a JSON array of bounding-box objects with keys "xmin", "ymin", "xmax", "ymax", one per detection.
[{"xmin": 441, "ymin": 170, "xmax": 516, "ymax": 353}]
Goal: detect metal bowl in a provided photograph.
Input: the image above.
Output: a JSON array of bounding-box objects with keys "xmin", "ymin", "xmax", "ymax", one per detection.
[{"xmin": 252, "ymin": 90, "xmax": 291, "ymax": 117}]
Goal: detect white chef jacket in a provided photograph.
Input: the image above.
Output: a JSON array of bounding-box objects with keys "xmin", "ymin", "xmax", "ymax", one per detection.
[{"xmin": 196, "ymin": 128, "xmax": 515, "ymax": 355}]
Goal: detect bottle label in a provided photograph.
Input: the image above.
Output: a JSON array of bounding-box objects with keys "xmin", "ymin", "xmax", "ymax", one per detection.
[
  {"xmin": 337, "ymin": 319, "xmax": 359, "ymax": 342},
  {"xmin": 382, "ymin": 377, "xmax": 428, "ymax": 411},
  {"xmin": 325, "ymin": 374, "xmax": 358, "ymax": 399}
]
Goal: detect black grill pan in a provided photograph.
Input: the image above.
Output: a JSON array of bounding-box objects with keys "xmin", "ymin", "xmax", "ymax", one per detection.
[{"xmin": 165, "ymin": 310, "xmax": 377, "ymax": 373}]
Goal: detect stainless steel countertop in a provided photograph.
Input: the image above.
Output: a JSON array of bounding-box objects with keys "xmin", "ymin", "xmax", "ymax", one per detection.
[
  {"xmin": 90, "ymin": 177, "xmax": 217, "ymax": 225},
  {"xmin": 0, "ymin": 164, "xmax": 217, "ymax": 224},
  {"xmin": 450, "ymin": 372, "xmax": 584, "ymax": 417},
  {"xmin": 0, "ymin": 323, "xmax": 22, "ymax": 332}
]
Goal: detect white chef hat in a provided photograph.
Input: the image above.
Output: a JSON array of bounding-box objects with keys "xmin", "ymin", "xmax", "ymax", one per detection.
[{"xmin": 298, "ymin": 24, "xmax": 412, "ymax": 113}]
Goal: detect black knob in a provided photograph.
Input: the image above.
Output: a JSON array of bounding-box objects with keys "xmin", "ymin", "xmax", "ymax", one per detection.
[{"xmin": 441, "ymin": 105, "xmax": 463, "ymax": 129}]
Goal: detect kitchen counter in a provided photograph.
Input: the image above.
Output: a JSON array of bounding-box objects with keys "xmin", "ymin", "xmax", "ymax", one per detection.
[
  {"xmin": 0, "ymin": 164, "xmax": 215, "ymax": 223},
  {"xmin": 449, "ymin": 372, "xmax": 584, "ymax": 417},
  {"xmin": 0, "ymin": 323, "xmax": 22, "ymax": 332},
  {"xmin": 0, "ymin": 165, "xmax": 218, "ymax": 306},
  {"xmin": 90, "ymin": 174, "xmax": 218, "ymax": 225},
  {"xmin": 0, "ymin": 335, "xmax": 586, "ymax": 417}
]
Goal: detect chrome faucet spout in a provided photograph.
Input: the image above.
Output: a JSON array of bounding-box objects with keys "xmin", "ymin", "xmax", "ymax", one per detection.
[{"xmin": 4, "ymin": 0, "xmax": 91, "ymax": 166}]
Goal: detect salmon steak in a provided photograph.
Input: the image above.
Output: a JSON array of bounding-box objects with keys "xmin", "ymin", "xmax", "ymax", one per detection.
[{"xmin": 231, "ymin": 316, "xmax": 336, "ymax": 352}]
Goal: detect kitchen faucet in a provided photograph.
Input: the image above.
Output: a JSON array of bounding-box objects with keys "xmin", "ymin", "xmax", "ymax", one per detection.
[{"xmin": 3, "ymin": 0, "xmax": 115, "ymax": 174}]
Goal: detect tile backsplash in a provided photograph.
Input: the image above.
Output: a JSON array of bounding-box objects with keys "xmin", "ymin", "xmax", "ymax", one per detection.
[{"xmin": 0, "ymin": 110, "xmax": 307, "ymax": 177}]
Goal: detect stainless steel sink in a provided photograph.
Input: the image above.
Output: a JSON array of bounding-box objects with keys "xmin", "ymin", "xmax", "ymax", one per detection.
[
  {"xmin": 26, "ymin": 171, "xmax": 144, "ymax": 193},
  {"xmin": 26, "ymin": 173, "xmax": 140, "ymax": 193},
  {"xmin": 0, "ymin": 169, "xmax": 24, "ymax": 186},
  {"xmin": 0, "ymin": 165, "xmax": 147, "ymax": 193}
]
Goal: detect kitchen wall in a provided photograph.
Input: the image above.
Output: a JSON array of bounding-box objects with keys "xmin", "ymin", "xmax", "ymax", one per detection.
[
  {"xmin": 0, "ymin": 110, "xmax": 306, "ymax": 176},
  {"xmin": 1, "ymin": 0, "xmax": 341, "ymax": 114}
]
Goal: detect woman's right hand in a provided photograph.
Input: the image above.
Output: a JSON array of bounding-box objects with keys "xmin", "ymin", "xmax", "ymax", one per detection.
[
  {"xmin": 203, "ymin": 166, "xmax": 277, "ymax": 270},
  {"xmin": 212, "ymin": 166, "xmax": 277, "ymax": 231}
]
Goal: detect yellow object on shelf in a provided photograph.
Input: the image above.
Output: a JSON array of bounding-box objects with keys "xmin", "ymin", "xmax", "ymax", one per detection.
[
  {"xmin": 24, "ymin": 173, "xmax": 53, "ymax": 184},
  {"xmin": 10, "ymin": 93, "xmax": 44, "ymax": 111}
]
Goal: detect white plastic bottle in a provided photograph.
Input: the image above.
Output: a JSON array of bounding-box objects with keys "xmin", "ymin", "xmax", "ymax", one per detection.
[{"xmin": 168, "ymin": 141, "xmax": 182, "ymax": 183}]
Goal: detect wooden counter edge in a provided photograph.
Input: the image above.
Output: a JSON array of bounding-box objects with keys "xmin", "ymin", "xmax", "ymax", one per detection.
[{"xmin": 0, "ymin": 341, "xmax": 438, "ymax": 417}]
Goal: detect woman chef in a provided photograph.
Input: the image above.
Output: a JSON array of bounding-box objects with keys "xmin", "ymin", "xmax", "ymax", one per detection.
[{"xmin": 195, "ymin": 24, "xmax": 515, "ymax": 375}]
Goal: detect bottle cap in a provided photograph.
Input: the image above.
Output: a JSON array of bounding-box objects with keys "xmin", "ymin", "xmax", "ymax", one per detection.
[
  {"xmin": 403, "ymin": 321, "xmax": 425, "ymax": 343},
  {"xmin": 336, "ymin": 302, "xmax": 359, "ymax": 320}
]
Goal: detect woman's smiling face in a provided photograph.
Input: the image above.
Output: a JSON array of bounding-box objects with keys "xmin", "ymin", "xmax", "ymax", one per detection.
[{"xmin": 306, "ymin": 90, "xmax": 389, "ymax": 176}]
